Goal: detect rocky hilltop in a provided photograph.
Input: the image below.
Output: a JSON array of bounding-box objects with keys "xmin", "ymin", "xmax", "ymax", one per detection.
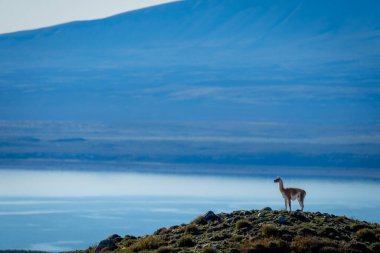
[{"xmin": 72, "ymin": 209, "xmax": 380, "ymax": 253}]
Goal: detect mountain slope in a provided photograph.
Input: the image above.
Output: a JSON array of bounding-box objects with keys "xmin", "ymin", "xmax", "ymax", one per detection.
[{"xmin": 0, "ymin": 0, "xmax": 379, "ymax": 123}]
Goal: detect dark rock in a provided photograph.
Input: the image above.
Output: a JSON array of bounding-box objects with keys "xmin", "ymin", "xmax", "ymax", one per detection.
[
  {"xmin": 291, "ymin": 211, "xmax": 310, "ymax": 222},
  {"xmin": 262, "ymin": 207, "xmax": 272, "ymax": 211},
  {"xmin": 94, "ymin": 234, "xmax": 123, "ymax": 253},
  {"xmin": 108, "ymin": 234, "xmax": 122, "ymax": 243},
  {"xmin": 203, "ymin": 210, "xmax": 221, "ymax": 223},
  {"xmin": 95, "ymin": 238, "xmax": 117, "ymax": 253},
  {"xmin": 124, "ymin": 235, "xmax": 137, "ymax": 240},
  {"xmin": 154, "ymin": 227, "xmax": 168, "ymax": 235},
  {"xmin": 225, "ymin": 213, "xmax": 233, "ymax": 218},
  {"xmin": 108, "ymin": 234, "xmax": 121, "ymax": 240},
  {"xmin": 278, "ymin": 215, "xmax": 286, "ymax": 224},
  {"xmin": 258, "ymin": 212, "xmax": 265, "ymax": 218}
]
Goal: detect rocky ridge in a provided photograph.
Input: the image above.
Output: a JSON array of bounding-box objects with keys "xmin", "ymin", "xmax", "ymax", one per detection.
[{"xmin": 73, "ymin": 209, "xmax": 380, "ymax": 253}]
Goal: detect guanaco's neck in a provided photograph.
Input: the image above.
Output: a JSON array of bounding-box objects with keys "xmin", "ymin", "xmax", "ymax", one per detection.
[{"xmin": 278, "ymin": 179, "xmax": 285, "ymax": 192}]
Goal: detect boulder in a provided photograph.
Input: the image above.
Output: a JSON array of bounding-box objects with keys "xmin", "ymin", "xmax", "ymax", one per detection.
[
  {"xmin": 278, "ymin": 215, "xmax": 286, "ymax": 224},
  {"xmin": 108, "ymin": 234, "xmax": 122, "ymax": 242},
  {"xmin": 124, "ymin": 235, "xmax": 137, "ymax": 240},
  {"xmin": 291, "ymin": 211, "xmax": 310, "ymax": 222},
  {"xmin": 94, "ymin": 234, "xmax": 121, "ymax": 253},
  {"xmin": 261, "ymin": 207, "xmax": 272, "ymax": 211},
  {"xmin": 203, "ymin": 210, "xmax": 221, "ymax": 223}
]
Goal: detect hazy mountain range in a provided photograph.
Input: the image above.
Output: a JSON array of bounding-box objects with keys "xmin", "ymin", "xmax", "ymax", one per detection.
[{"xmin": 0, "ymin": 0, "xmax": 379, "ymax": 176}]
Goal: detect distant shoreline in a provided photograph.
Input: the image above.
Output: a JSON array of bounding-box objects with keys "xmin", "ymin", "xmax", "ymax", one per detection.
[{"xmin": 1, "ymin": 159, "xmax": 379, "ymax": 182}]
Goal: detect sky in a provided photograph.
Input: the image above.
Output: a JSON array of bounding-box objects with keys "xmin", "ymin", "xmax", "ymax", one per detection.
[{"xmin": 0, "ymin": 0, "xmax": 177, "ymax": 34}]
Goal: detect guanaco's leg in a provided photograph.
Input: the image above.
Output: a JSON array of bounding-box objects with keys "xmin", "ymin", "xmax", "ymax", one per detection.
[
  {"xmin": 297, "ymin": 197, "xmax": 304, "ymax": 212},
  {"xmin": 288, "ymin": 198, "xmax": 292, "ymax": 212},
  {"xmin": 284, "ymin": 199, "xmax": 287, "ymax": 211},
  {"xmin": 300, "ymin": 191, "xmax": 306, "ymax": 212}
]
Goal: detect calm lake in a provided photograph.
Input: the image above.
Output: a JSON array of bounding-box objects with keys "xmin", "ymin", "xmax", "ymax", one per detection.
[{"xmin": 0, "ymin": 169, "xmax": 379, "ymax": 251}]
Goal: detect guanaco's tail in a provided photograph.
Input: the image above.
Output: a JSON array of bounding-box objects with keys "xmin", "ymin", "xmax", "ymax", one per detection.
[{"xmin": 301, "ymin": 190, "xmax": 306, "ymax": 202}]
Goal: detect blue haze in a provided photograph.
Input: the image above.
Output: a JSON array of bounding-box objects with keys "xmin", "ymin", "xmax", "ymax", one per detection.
[
  {"xmin": 0, "ymin": 0, "xmax": 379, "ymax": 123},
  {"xmin": 0, "ymin": 1, "xmax": 380, "ymax": 251},
  {"xmin": 0, "ymin": 170, "xmax": 379, "ymax": 251},
  {"xmin": 0, "ymin": 0, "xmax": 380, "ymax": 171}
]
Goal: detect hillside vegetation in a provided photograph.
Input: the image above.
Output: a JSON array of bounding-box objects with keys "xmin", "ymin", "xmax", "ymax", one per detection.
[{"xmin": 72, "ymin": 209, "xmax": 380, "ymax": 253}]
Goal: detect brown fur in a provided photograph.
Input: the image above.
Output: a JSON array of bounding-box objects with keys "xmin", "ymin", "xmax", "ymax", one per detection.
[{"xmin": 274, "ymin": 177, "xmax": 306, "ymax": 212}]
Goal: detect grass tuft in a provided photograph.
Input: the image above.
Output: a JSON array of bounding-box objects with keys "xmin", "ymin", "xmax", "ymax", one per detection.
[
  {"xmin": 128, "ymin": 236, "xmax": 162, "ymax": 252},
  {"xmin": 185, "ymin": 224, "xmax": 200, "ymax": 235},
  {"xmin": 201, "ymin": 247, "xmax": 219, "ymax": 253},
  {"xmin": 177, "ymin": 236, "xmax": 196, "ymax": 247},
  {"xmin": 241, "ymin": 238, "xmax": 288, "ymax": 253},
  {"xmin": 356, "ymin": 228, "xmax": 377, "ymax": 242},
  {"xmin": 291, "ymin": 236, "xmax": 338, "ymax": 253},
  {"xmin": 156, "ymin": 246, "xmax": 175, "ymax": 253},
  {"xmin": 236, "ymin": 219, "xmax": 252, "ymax": 230},
  {"xmin": 260, "ymin": 224, "xmax": 279, "ymax": 237}
]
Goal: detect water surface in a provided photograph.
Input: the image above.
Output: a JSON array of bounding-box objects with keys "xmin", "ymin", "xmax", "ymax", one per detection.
[{"xmin": 0, "ymin": 169, "xmax": 379, "ymax": 251}]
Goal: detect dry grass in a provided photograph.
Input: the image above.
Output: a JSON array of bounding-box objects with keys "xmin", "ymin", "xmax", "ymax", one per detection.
[
  {"xmin": 127, "ymin": 236, "xmax": 163, "ymax": 252},
  {"xmin": 291, "ymin": 236, "xmax": 339, "ymax": 253},
  {"xmin": 240, "ymin": 238, "xmax": 289, "ymax": 253}
]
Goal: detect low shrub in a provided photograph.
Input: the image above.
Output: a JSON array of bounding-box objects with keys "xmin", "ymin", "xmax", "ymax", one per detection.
[
  {"xmin": 350, "ymin": 223, "xmax": 371, "ymax": 232},
  {"xmin": 154, "ymin": 227, "xmax": 169, "ymax": 235},
  {"xmin": 232, "ymin": 235, "xmax": 244, "ymax": 242},
  {"xmin": 129, "ymin": 236, "xmax": 162, "ymax": 251},
  {"xmin": 260, "ymin": 224, "xmax": 279, "ymax": 237},
  {"xmin": 319, "ymin": 246, "xmax": 340, "ymax": 253},
  {"xmin": 185, "ymin": 224, "xmax": 200, "ymax": 235},
  {"xmin": 156, "ymin": 247, "xmax": 175, "ymax": 253},
  {"xmin": 236, "ymin": 219, "xmax": 252, "ymax": 230},
  {"xmin": 347, "ymin": 242, "xmax": 370, "ymax": 253},
  {"xmin": 369, "ymin": 242, "xmax": 380, "ymax": 252},
  {"xmin": 201, "ymin": 247, "xmax": 219, "ymax": 253},
  {"xmin": 192, "ymin": 215, "xmax": 207, "ymax": 225},
  {"xmin": 298, "ymin": 227, "xmax": 317, "ymax": 236},
  {"xmin": 291, "ymin": 236, "xmax": 338, "ymax": 253},
  {"xmin": 177, "ymin": 236, "xmax": 196, "ymax": 247},
  {"xmin": 356, "ymin": 228, "xmax": 377, "ymax": 242},
  {"xmin": 241, "ymin": 238, "xmax": 288, "ymax": 253},
  {"xmin": 318, "ymin": 226, "xmax": 338, "ymax": 237}
]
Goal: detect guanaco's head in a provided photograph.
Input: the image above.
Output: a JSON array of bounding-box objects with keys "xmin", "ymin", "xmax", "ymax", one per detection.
[{"xmin": 274, "ymin": 176, "xmax": 281, "ymax": 183}]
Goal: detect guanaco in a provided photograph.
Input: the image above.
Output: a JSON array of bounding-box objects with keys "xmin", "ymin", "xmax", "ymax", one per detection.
[{"xmin": 274, "ymin": 176, "xmax": 306, "ymax": 212}]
